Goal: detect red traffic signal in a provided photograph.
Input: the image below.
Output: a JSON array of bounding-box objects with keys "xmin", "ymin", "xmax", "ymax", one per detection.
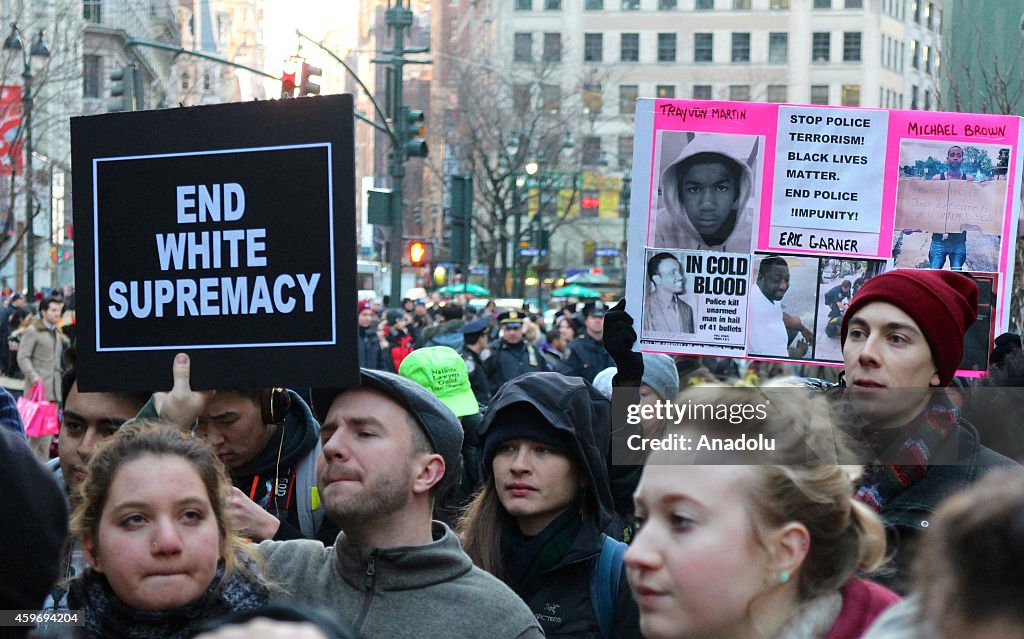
[{"xmin": 281, "ymin": 56, "xmax": 303, "ymax": 98}]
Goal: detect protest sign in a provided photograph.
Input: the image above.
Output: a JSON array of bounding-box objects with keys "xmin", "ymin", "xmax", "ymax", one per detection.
[
  {"xmin": 71, "ymin": 95, "xmax": 357, "ymax": 392},
  {"xmin": 626, "ymin": 98, "xmax": 1024, "ymax": 368}
]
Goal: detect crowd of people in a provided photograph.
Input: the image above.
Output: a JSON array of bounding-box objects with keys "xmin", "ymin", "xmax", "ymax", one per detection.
[{"xmin": 3, "ymin": 269, "xmax": 1024, "ymax": 639}]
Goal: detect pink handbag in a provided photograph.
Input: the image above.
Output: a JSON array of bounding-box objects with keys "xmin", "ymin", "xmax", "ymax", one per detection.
[{"xmin": 19, "ymin": 382, "xmax": 59, "ymax": 437}]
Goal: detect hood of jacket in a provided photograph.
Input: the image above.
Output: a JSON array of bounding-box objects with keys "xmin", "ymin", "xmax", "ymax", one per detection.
[
  {"xmin": 480, "ymin": 372, "xmax": 614, "ymax": 533},
  {"xmin": 233, "ymin": 389, "xmax": 320, "ymax": 479},
  {"xmin": 654, "ymin": 133, "xmax": 755, "ymax": 252}
]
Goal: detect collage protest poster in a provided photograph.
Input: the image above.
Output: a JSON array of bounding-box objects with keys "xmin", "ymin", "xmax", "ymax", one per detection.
[
  {"xmin": 625, "ymin": 98, "xmax": 1024, "ymax": 374},
  {"xmin": 71, "ymin": 95, "xmax": 357, "ymax": 392}
]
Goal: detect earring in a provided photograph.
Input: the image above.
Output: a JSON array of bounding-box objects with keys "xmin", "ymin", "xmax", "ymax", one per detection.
[{"xmin": 779, "ymin": 571, "xmax": 790, "ymax": 584}]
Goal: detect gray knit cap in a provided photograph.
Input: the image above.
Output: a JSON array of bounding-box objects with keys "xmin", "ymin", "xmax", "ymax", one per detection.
[{"xmin": 642, "ymin": 354, "xmax": 679, "ymax": 401}]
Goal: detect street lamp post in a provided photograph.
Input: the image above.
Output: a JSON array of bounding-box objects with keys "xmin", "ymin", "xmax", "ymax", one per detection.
[{"xmin": 4, "ymin": 24, "xmax": 49, "ymax": 296}]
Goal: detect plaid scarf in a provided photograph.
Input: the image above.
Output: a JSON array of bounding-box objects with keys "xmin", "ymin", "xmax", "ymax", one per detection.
[
  {"xmin": 69, "ymin": 561, "xmax": 268, "ymax": 639},
  {"xmin": 854, "ymin": 401, "xmax": 959, "ymax": 511}
]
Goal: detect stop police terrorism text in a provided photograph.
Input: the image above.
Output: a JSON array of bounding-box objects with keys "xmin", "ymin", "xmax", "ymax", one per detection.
[{"xmin": 106, "ymin": 183, "xmax": 322, "ymax": 320}]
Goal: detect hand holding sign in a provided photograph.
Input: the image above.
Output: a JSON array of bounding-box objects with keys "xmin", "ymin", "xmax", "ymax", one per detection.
[{"xmin": 153, "ymin": 353, "xmax": 214, "ymax": 429}]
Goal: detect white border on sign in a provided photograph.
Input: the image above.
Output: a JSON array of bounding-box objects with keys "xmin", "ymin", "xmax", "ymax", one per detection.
[{"xmin": 92, "ymin": 143, "xmax": 337, "ymax": 352}]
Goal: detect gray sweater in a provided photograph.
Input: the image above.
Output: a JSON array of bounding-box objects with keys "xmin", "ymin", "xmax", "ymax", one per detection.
[{"xmin": 258, "ymin": 521, "xmax": 544, "ymax": 638}]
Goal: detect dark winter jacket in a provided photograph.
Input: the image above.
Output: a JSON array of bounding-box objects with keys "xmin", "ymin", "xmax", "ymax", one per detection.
[
  {"xmin": 872, "ymin": 413, "xmax": 1016, "ymax": 592},
  {"xmin": 562, "ymin": 334, "xmax": 615, "ymax": 384},
  {"xmin": 481, "ymin": 372, "xmax": 642, "ymax": 638},
  {"xmin": 357, "ymin": 325, "xmax": 389, "ymax": 370},
  {"xmin": 420, "ymin": 319, "xmax": 464, "ymax": 351}
]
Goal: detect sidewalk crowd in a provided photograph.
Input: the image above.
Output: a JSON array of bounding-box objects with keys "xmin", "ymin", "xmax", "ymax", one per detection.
[{"xmin": 3, "ymin": 270, "xmax": 1023, "ymax": 639}]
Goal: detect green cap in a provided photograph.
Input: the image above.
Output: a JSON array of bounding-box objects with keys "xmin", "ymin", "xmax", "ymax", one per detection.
[{"xmin": 398, "ymin": 346, "xmax": 479, "ymax": 417}]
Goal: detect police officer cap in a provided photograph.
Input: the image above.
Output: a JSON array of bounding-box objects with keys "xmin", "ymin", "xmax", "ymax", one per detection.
[
  {"xmin": 460, "ymin": 317, "xmax": 489, "ymax": 335},
  {"xmin": 498, "ymin": 310, "xmax": 524, "ymax": 327},
  {"xmin": 583, "ymin": 302, "xmax": 606, "ymax": 318}
]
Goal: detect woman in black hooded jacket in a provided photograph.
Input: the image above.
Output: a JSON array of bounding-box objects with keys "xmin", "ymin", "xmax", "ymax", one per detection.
[{"xmin": 458, "ymin": 371, "xmax": 641, "ymax": 638}]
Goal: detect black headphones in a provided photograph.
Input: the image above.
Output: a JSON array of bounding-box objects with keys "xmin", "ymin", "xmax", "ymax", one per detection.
[{"xmin": 260, "ymin": 388, "xmax": 291, "ymax": 425}]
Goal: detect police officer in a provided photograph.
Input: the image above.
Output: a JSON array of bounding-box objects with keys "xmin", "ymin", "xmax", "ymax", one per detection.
[
  {"xmin": 460, "ymin": 316, "xmax": 493, "ymax": 405},
  {"xmin": 561, "ymin": 302, "xmax": 614, "ymax": 383},
  {"xmin": 485, "ymin": 310, "xmax": 550, "ymax": 392}
]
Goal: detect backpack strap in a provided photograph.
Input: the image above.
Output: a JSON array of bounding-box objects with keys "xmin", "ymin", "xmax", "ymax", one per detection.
[{"xmin": 590, "ymin": 533, "xmax": 628, "ymax": 639}]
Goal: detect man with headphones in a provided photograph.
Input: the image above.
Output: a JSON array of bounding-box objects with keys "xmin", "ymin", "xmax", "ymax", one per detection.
[{"xmin": 138, "ymin": 357, "xmax": 331, "ymax": 543}]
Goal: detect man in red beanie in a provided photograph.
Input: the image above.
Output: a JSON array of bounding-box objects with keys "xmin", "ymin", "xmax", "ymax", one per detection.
[{"xmin": 838, "ymin": 268, "xmax": 1017, "ymax": 593}]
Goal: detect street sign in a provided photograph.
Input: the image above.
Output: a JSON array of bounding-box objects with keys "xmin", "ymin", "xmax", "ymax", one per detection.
[
  {"xmin": 70, "ymin": 95, "xmax": 357, "ymax": 393},
  {"xmin": 596, "ymin": 247, "xmax": 620, "ymax": 257},
  {"xmin": 517, "ymin": 247, "xmax": 548, "ymax": 258}
]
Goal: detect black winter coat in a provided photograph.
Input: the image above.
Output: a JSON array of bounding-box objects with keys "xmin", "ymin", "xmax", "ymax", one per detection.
[{"xmin": 481, "ymin": 373, "xmax": 642, "ymax": 638}]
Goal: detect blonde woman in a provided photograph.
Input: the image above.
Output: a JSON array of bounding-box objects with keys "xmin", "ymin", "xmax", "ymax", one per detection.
[{"xmin": 627, "ymin": 383, "xmax": 899, "ymax": 639}]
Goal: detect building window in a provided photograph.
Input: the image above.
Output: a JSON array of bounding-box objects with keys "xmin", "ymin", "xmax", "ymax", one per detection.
[
  {"xmin": 514, "ymin": 33, "xmax": 532, "ymax": 62},
  {"xmin": 83, "ymin": 0, "xmax": 102, "ymax": 22},
  {"xmin": 923, "ymin": 43, "xmax": 931, "ymax": 73},
  {"xmin": 733, "ymin": 0, "xmax": 751, "ymax": 8},
  {"xmin": 731, "ymin": 33, "xmax": 750, "ymax": 62},
  {"xmin": 583, "ymin": 83, "xmax": 603, "ymax": 114},
  {"xmin": 912, "ymin": 0, "xmax": 920, "ymax": 22},
  {"xmin": 812, "ymin": 32, "xmax": 830, "ymax": 62},
  {"xmin": 843, "ymin": 32, "xmax": 861, "ymax": 61},
  {"xmin": 84, "ymin": 55, "xmax": 101, "ymax": 98},
  {"xmin": 658, "ymin": 33, "xmax": 677, "ymax": 62},
  {"xmin": 694, "ymin": 33, "xmax": 713, "ymax": 62},
  {"xmin": 766, "ymin": 85, "xmax": 787, "ymax": 102},
  {"xmin": 542, "ymin": 84, "xmax": 561, "ymax": 113},
  {"xmin": 621, "ymin": 33, "xmax": 639, "ymax": 62},
  {"xmin": 203, "ymin": 72, "xmax": 211, "ymax": 90},
  {"xmin": 693, "ymin": 84, "xmax": 712, "ymax": 99},
  {"xmin": 514, "ymin": 84, "xmax": 532, "ymax": 114},
  {"xmin": 696, "ymin": 0, "xmax": 713, "ymax": 9},
  {"xmin": 845, "ymin": 0, "xmax": 862, "ymax": 6},
  {"xmin": 545, "ymin": 0, "xmax": 561, "ymax": 9},
  {"xmin": 515, "ymin": 0, "xmax": 531, "ymax": 9},
  {"xmin": 585, "ymin": 0, "xmax": 603, "ymax": 7},
  {"xmin": 842, "ymin": 84, "xmax": 860, "ymax": 107},
  {"xmin": 620, "ymin": 84, "xmax": 638, "ymax": 114},
  {"xmin": 771, "ymin": 0, "xmax": 790, "ymax": 7},
  {"xmin": 656, "ymin": 84, "xmax": 675, "ymax": 98},
  {"xmin": 814, "ymin": 0, "xmax": 831, "ymax": 7},
  {"xmin": 543, "ymin": 33, "xmax": 562, "ymax": 62},
  {"xmin": 622, "ymin": 0, "xmax": 640, "ymax": 9},
  {"xmin": 769, "ymin": 32, "xmax": 788, "ymax": 64},
  {"xmin": 910, "ymin": 39, "xmax": 919, "ymax": 69},
  {"xmin": 584, "ymin": 33, "xmax": 603, "ymax": 62},
  {"xmin": 911, "ymin": 85, "xmax": 919, "ymax": 109},
  {"xmin": 181, "ymin": 72, "xmax": 190, "ymax": 91},
  {"xmin": 618, "ymin": 136, "xmax": 634, "ymax": 169},
  {"xmin": 924, "ymin": 89, "xmax": 931, "ymax": 110},
  {"xmin": 659, "ymin": 0, "xmax": 677, "ymax": 8},
  {"xmin": 811, "ymin": 85, "xmax": 829, "ymax": 104},
  {"xmin": 583, "ymin": 136, "xmax": 602, "ymax": 165},
  {"xmin": 729, "ymin": 85, "xmax": 751, "ymax": 101}
]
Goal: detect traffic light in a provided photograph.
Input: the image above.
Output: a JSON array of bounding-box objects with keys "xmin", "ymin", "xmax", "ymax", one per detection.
[
  {"xmin": 107, "ymin": 65, "xmax": 134, "ymax": 112},
  {"xmin": 280, "ymin": 56, "xmax": 302, "ymax": 98},
  {"xmin": 299, "ymin": 61, "xmax": 322, "ymax": 96},
  {"xmin": 403, "ymin": 107, "xmax": 428, "ymax": 158},
  {"xmin": 407, "ymin": 239, "xmax": 431, "ymax": 266}
]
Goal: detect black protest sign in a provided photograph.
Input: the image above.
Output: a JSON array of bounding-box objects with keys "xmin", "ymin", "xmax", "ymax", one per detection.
[{"xmin": 71, "ymin": 95, "xmax": 357, "ymax": 393}]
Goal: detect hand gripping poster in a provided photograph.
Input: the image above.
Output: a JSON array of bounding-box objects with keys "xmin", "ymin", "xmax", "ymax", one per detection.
[{"xmin": 625, "ymin": 98, "xmax": 1023, "ymax": 374}]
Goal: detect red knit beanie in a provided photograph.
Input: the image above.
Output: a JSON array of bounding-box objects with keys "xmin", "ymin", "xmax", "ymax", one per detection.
[
  {"xmin": 840, "ymin": 270, "xmax": 978, "ymax": 386},
  {"xmin": 357, "ymin": 299, "xmax": 372, "ymax": 313}
]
